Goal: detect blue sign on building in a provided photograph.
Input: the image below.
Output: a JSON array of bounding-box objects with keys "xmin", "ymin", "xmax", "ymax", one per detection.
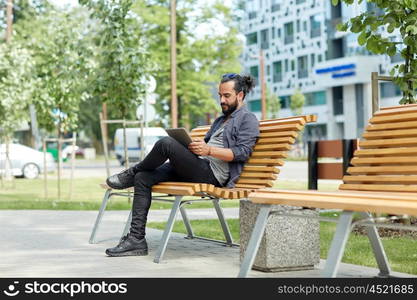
[{"xmin": 315, "ymin": 63, "xmax": 356, "ymax": 78}]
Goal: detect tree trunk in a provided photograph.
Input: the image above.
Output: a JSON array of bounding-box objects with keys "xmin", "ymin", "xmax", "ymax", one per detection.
[{"xmin": 4, "ymin": 136, "xmax": 14, "ymax": 182}]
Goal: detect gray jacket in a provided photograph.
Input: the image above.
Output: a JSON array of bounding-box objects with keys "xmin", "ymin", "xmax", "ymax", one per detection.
[{"xmin": 204, "ymin": 105, "xmax": 260, "ymax": 188}]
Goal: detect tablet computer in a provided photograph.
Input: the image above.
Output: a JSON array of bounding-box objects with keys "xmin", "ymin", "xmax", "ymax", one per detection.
[{"xmin": 165, "ymin": 128, "xmax": 193, "ymax": 148}]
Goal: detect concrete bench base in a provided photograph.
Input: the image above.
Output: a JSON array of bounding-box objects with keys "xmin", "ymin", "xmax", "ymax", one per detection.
[{"xmin": 239, "ymin": 200, "xmax": 320, "ymax": 272}]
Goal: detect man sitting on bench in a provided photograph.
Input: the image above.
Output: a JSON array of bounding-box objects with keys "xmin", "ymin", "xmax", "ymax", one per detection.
[{"xmin": 105, "ymin": 73, "xmax": 260, "ymax": 257}]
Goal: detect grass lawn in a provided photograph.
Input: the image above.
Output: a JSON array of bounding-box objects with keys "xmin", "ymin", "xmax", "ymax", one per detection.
[
  {"xmin": 0, "ymin": 177, "xmax": 340, "ymax": 210},
  {"xmin": 0, "ymin": 177, "xmax": 243, "ymax": 210},
  {"xmin": 147, "ymin": 218, "xmax": 417, "ymax": 275}
]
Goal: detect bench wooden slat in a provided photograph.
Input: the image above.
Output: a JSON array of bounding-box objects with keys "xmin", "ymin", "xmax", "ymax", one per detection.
[
  {"xmin": 351, "ymin": 156, "xmax": 417, "ymax": 165},
  {"xmin": 243, "ymin": 166, "xmax": 280, "ymax": 173},
  {"xmin": 374, "ymin": 104, "xmax": 417, "ymax": 116},
  {"xmin": 155, "ymin": 182, "xmax": 202, "ymax": 192},
  {"xmin": 354, "ymin": 147, "xmax": 417, "ymax": 157},
  {"xmin": 235, "ymin": 183, "xmax": 268, "ymax": 189},
  {"xmin": 359, "ymin": 137, "xmax": 417, "ymax": 149},
  {"xmin": 253, "ymin": 145, "xmax": 291, "ymax": 152},
  {"xmin": 151, "ymin": 186, "xmax": 197, "ymax": 196},
  {"xmin": 259, "ymin": 117, "xmax": 306, "ymax": 127},
  {"xmin": 370, "ymin": 112, "xmax": 417, "ymax": 124},
  {"xmin": 239, "ymin": 172, "xmax": 278, "ymax": 179},
  {"xmin": 236, "ymin": 178, "xmax": 274, "ymax": 187},
  {"xmin": 252, "ymin": 188, "xmax": 417, "ymax": 200},
  {"xmin": 259, "ymin": 131, "xmax": 298, "ymax": 138},
  {"xmin": 362, "ymin": 128, "xmax": 417, "ymax": 139},
  {"xmin": 250, "ymin": 151, "xmax": 290, "ymax": 158},
  {"xmin": 343, "ymin": 175, "xmax": 417, "ymax": 184},
  {"xmin": 259, "ymin": 123, "xmax": 303, "ymax": 133},
  {"xmin": 246, "ymin": 158, "xmax": 284, "ymax": 166},
  {"xmin": 257, "ymin": 137, "xmax": 295, "ymax": 145},
  {"xmin": 347, "ymin": 166, "xmax": 417, "ymax": 174},
  {"xmin": 366, "ymin": 120, "xmax": 417, "ymax": 132},
  {"xmin": 248, "ymin": 190, "xmax": 417, "ymax": 216},
  {"xmin": 339, "ymin": 184, "xmax": 417, "ymax": 193}
]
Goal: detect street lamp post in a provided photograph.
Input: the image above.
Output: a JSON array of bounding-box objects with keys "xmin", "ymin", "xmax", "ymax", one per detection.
[
  {"xmin": 251, "ymin": 50, "xmax": 267, "ymax": 120},
  {"xmin": 170, "ymin": 0, "xmax": 178, "ymax": 128},
  {"xmin": 259, "ymin": 49, "xmax": 267, "ymax": 120}
]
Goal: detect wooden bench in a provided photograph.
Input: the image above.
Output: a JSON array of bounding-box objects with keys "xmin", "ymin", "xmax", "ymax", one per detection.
[
  {"xmin": 89, "ymin": 114, "xmax": 317, "ymax": 263},
  {"xmin": 239, "ymin": 104, "xmax": 417, "ymax": 278}
]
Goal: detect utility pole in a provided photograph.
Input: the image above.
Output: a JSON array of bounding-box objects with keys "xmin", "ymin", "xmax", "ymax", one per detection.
[
  {"xmin": 5, "ymin": 0, "xmax": 13, "ymax": 42},
  {"xmin": 259, "ymin": 49, "xmax": 267, "ymax": 120},
  {"xmin": 170, "ymin": 0, "xmax": 178, "ymax": 128}
]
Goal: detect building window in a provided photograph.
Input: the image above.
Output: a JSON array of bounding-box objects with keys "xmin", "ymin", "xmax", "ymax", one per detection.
[
  {"xmin": 271, "ymin": 0, "xmax": 280, "ymax": 12},
  {"xmin": 355, "ymin": 84, "xmax": 365, "ymax": 134},
  {"xmin": 272, "ymin": 61, "xmax": 282, "ymax": 82},
  {"xmin": 261, "ymin": 29, "xmax": 269, "ymax": 49},
  {"xmin": 333, "ymin": 86, "xmax": 344, "ymax": 115},
  {"xmin": 296, "ymin": 20, "xmax": 300, "ymax": 33},
  {"xmin": 267, "ymin": 65, "xmax": 270, "ymax": 76},
  {"xmin": 318, "ymin": 54, "xmax": 323, "ymax": 62},
  {"xmin": 246, "ymin": 32, "xmax": 258, "ymax": 45},
  {"xmin": 277, "ymin": 28, "xmax": 281, "ymax": 38},
  {"xmin": 284, "ymin": 22, "xmax": 294, "ymax": 44},
  {"xmin": 296, "ymin": 0, "xmax": 306, "ymax": 4},
  {"xmin": 249, "ymin": 99, "xmax": 261, "ymax": 112},
  {"xmin": 380, "ymin": 82, "xmax": 401, "ymax": 98},
  {"xmin": 303, "ymin": 21, "xmax": 307, "ymax": 32},
  {"xmin": 285, "ymin": 59, "xmax": 289, "ymax": 72},
  {"xmin": 297, "ymin": 55, "xmax": 308, "ymax": 78},
  {"xmin": 310, "ymin": 14, "xmax": 321, "ymax": 38},
  {"xmin": 248, "ymin": 11, "xmax": 257, "ymax": 19},
  {"xmin": 272, "ymin": 26, "xmax": 275, "ymax": 39},
  {"xmin": 291, "ymin": 60, "xmax": 295, "ymax": 71},
  {"xmin": 280, "ymin": 95, "xmax": 290, "ymax": 109},
  {"xmin": 250, "ymin": 66, "xmax": 259, "ymax": 84},
  {"xmin": 305, "ymin": 91, "xmax": 326, "ymax": 106}
]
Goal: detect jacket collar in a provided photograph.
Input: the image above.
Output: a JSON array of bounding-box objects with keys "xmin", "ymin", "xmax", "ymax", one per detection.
[{"xmin": 222, "ymin": 104, "xmax": 248, "ymax": 119}]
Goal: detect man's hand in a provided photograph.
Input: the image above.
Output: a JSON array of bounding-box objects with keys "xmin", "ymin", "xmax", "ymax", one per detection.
[{"xmin": 188, "ymin": 138, "xmax": 211, "ymax": 156}]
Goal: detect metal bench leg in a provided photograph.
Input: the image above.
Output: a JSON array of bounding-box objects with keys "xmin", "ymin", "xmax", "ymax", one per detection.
[
  {"xmin": 212, "ymin": 199, "xmax": 234, "ymax": 246},
  {"xmin": 121, "ymin": 210, "xmax": 132, "ymax": 238},
  {"xmin": 360, "ymin": 212, "xmax": 392, "ymax": 277},
  {"xmin": 322, "ymin": 210, "xmax": 354, "ymax": 277},
  {"xmin": 153, "ymin": 196, "xmax": 183, "ymax": 263},
  {"xmin": 89, "ymin": 189, "xmax": 112, "ymax": 244},
  {"xmin": 238, "ymin": 205, "xmax": 272, "ymax": 278},
  {"xmin": 180, "ymin": 204, "xmax": 195, "ymax": 239}
]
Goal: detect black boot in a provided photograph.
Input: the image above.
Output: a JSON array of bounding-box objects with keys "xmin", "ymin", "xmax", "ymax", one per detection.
[
  {"xmin": 106, "ymin": 169, "xmax": 135, "ymax": 190},
  {"xmin": 105, "ymin": 234, "xmax": 148, "ymax": 257}
]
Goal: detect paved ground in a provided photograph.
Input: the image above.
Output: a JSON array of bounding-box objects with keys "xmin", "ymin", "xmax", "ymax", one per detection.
[{"xmin": 0, "ymin": 210, "xmax": 414, "ymax": 278}]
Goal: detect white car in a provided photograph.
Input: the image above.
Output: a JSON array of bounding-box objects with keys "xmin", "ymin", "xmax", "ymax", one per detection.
[{"xmin": 0, "ymin": 143, "xmax": 56, "ymax": 179}]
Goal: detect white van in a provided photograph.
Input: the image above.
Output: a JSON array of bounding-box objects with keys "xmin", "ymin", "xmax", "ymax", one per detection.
[{"xmin": 114, "ymin": 127, "xmax": 168, "ymax": 165}]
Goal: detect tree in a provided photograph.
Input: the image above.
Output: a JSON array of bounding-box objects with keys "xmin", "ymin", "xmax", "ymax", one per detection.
[
  {"xmin": 266, "ymin": 87, "xmax": 281, "ymax": 119},
  {"xmin": 16, "ymin": 10, "xmax": 94, "ymax": 136},
  {"xmin": 131, "ymin": 0, "xmax": 242, "ymax": 129},
  {"xmin": 0, "ymin": 42, "xmax": 35, "ymax": 180},
  {"xmin": 79, "ymin": 0, "xmax": 154, "ymax": 120},
  {"xmin": 290, "ymin": 89, "xmax": 305, "ymax": 116},
  {"xmin": 335, "ymin": 0, "xmax": 417, "ymax": 104}
]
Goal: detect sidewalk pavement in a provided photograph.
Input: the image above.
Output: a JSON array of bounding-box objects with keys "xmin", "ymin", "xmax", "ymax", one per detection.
[{"xmin": 0, "ymin": 209, "xmax": 414, "ymax": 278}]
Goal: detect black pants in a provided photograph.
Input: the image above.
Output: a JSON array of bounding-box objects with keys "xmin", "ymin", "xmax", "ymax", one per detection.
[{"xmin": 128, "ymin": 136, "xmax": 221, "ymax": 239}]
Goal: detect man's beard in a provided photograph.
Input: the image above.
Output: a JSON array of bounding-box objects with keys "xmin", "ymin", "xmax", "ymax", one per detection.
[{"xmin": 221, "ymin": 101, "xmax": 238, "ymax": 116}]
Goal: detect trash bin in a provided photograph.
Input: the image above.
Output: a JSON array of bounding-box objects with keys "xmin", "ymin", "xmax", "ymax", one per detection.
[{"xmin": 240, "ymin": 200, "xmax": 320, "ymax": 272}]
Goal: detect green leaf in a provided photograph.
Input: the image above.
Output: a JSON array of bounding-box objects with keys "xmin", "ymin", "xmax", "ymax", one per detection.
[
  {"xmin": 406, "ymin": 25, "xmax": 417, "ymax": 35},
  {"xmin": 331, "ymin": 0, "xmax": 339, "ymax": 6},
  {"xmin": 387, "ymin": 45, "xmax": 397, "ymax": 56},
  {"xmin": 358, "ymin": 31, "xmax": 368, "ymax": 46},
  {"xmin": 336, "ymin": 22, "xmax": 349, "ymax": 32}
]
